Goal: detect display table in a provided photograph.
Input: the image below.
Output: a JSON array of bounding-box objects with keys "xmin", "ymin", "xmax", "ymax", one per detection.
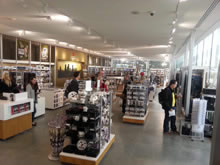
[
  {"xmin": 123, "ymin": 111, "xmax": 149, "ymax": 124},
  {"xmin": 35, "ymin": 97, "xmax": 46, "ymax": 118},
  {"xmin": 60, "ymin": 134, "xmax": 115, "ymax": 165},
  {"xmin": 40, "ymin": 88, "xmax": 64, "ymax": 110},
  {"xmin": 0, "ymin": 98, "xmax": 33, "ymax": 140}
]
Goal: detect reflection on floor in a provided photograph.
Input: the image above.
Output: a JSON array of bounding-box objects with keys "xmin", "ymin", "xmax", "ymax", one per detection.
[{"xmin": 0, "ymin": 98, "xmax": 211, "ymax": 165}]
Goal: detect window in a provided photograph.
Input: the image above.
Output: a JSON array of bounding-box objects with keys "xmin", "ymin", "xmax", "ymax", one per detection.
[
  {"xmin": 192, "ymin": 45, "xmax": 197, "ymax": 66},
  {"xmin": 197, "ymin": 40, "xmax": 204, "ymax": 66},
  {"xmin": 203, "ymin": 34, "xmax": 213, "ymax": 67},
  {"xmin": 211, "ymin": 28, "xmax": 220, "ymax": 68}
]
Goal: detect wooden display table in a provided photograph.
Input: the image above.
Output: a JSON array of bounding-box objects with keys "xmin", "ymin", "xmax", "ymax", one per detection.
[
  {"xmin": 0, "ymin": 98, "xmax": 33, "ymax": 140},
  {"xmin": 123, "ymin": 111, "xmax": 149, "ymax": 124},
  {"xmin": 60, "ymin": 134, "xmax": 115, "ymax": 165}
]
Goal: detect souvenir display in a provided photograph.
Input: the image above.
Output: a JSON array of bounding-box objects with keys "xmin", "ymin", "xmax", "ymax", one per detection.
[
  {"xmin": 124, "ymin": 84, "xmax": 148, "ymax": 117},
  {"xmin": 63, "ymin": 91, "xmax": 112, "ymax": 158}
]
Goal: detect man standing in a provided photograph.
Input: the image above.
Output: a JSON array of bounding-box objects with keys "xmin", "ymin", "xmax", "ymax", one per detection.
[
  {"xmin": 65, "ymin": 71, "xmax": 80, "ymax": 97},
  {"xmin": 162, "ymin": 80, "xmax": 178, "ymax": 134}
]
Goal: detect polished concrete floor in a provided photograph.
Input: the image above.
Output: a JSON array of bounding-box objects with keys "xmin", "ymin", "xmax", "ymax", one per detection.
[{"xmin": 0, "ymin": 98, "xmax": 211, "ymax": 165}]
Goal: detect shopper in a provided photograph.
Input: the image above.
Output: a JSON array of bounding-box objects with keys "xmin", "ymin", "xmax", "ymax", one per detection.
[
  {"xmin": 65, "ymin": 71, "xmax": 80, "ymax": 97},
  {"xmin": 161, "ymin": 80, "xmax": 178, "ymax": 134},
  {"xmin": 122, "ymin": 74, "xmax": 131, "ymax": 113},
  {"xmin": 95, "ymin": 75, "xmax": 108, "ymax": 91},
  {"xmin": 26, "ymin": 76, "xmax": 38, "ymax": 126},
  {"xmin": 0, "ymin": 72, "xmax": 19, "ymax": 94}
]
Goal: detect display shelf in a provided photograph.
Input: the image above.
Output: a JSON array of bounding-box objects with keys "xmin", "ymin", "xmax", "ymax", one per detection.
[
  {"xmin": 123, "ymin": 111, "xmax": 149, "ymax": 124},
  {"xmin": 40, "ymin": 88, "xmax": 64, "ymax": 110},
  {"xmin": 60, "ymin": 134, "xmax": 115, "ymax": 165},
  {"xmin": 35, "ymin": 97, "xmax": 45, "ymax": 118}
]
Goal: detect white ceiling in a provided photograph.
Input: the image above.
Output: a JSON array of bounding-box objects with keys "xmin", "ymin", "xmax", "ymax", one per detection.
[{"xmin": 0, "ymin": 0, "xmax": 215, "ymax": 60}]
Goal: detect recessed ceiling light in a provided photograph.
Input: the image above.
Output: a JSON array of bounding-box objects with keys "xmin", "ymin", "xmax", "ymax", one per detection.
[
  {"xmin": 180, "ymin": 0, "xmax": 188, "ymax": 2},
  {"xmin": 77, "ymin": 46, "xmax": 82, "ymax": 49},
  {"xmin": 59, "ymin": 41, "xmax": 68, "ymax": 45},
  {"xmin": 50, "ymin": 15, "xmax": 70, "ymax": 22},
  {"xmin": 172, "ymin": 20, "xmax": 176, "ymax": 25},
  {"xmin": 169, "ymin": 37, "xmax": 173, "ymax": 41},
  {"xmin": 169, "ymin": 41, "xmax": 173, "ymax": 44},
  {"xmin": 172, "ymin": 28, "xmax": 176, "ymax": 34}
]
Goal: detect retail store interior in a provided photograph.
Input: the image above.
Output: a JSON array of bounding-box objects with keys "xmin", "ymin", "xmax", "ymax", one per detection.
[{"xmin": 0, "ymin": 0, "xmax": 220, "ymax": 165}]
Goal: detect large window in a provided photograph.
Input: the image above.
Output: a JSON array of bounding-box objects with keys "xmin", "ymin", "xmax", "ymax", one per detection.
[
  {"xmin": 197, "ymin": 40, "xmax": 204, "ymax": 66},
  {"xmin": 203, "ymin": 34, "xmax": 213, "ymax": 67},
  {"xmin": 211, "ymin": 28, "xmax": 220, "ymax": 68}
]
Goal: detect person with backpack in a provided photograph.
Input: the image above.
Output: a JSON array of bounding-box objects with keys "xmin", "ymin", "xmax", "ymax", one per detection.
[{"xmin": 159, "ymin": 80, "xmax": 179, "ymax": 134}]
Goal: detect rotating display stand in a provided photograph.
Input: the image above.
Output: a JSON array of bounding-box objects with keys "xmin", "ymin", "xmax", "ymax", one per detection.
[
  {"xmin": 60, "ymin": 91, "xmax": 115, "ymax": 165},
  {"xmin": 123, "ymin": 84, "xmax": 149, "ymax": 124}
]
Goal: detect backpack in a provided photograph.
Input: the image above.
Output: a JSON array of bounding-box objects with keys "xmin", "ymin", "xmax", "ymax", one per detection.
[{"xmin": 158, "ymin": 89, "xmax": 166, "ymax": 105}]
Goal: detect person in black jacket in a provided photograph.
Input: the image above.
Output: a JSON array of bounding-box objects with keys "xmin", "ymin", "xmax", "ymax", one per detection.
[
  {"xmin": 162, "ymin": 80, "xmax": 178, "ymax": 133},
  {"xmin": 65, "ymin": 71, "xmax": 80, "ymax": 98},
  {"xmin": 0, "ymin": 72, "xmax": 19, "ymax": 94},
  {"xmin": 122, "ymin": 74, "xmax": 131, "ymax": 113}
]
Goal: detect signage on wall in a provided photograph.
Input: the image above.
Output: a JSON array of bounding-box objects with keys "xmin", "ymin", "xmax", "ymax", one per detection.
[
  {"xmin": 17, "ymin": 40, "xmax": 29, "ymax": 60},
  {"xmin": 41, "ymin": 44, "xmax": 49, "ymax": 62}
]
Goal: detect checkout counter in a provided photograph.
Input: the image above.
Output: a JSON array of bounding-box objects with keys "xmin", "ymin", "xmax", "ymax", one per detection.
[{"xmin": 0, "ymin": 92, "xmax": 33, "ymax": 140}]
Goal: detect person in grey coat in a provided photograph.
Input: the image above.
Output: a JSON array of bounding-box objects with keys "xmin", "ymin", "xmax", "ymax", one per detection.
[{"xmin": 26, "ymin": 76, "xmax": 38, "ymax": 126}]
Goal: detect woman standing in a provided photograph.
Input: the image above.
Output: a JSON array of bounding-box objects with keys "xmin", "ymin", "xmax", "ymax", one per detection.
[
  {"xmin": 26, "ymin": 77, "xmax": 38, "ymax": 126},
  {"xmin": 0, "ymin": 72, "xmax": 18, "ymax": 94}
]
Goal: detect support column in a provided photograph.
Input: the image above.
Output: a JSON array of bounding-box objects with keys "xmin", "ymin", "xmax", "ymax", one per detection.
[
  {"xmin": 185, "ymin": 31, "xmax": 195, "ymax": 116},
  {"xmin": 210, "ymin": 60, "xmax": 220, "ymax": 165}
]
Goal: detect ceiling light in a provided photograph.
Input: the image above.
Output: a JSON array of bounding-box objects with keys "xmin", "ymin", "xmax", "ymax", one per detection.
[
  {"xmin": 172, "ymin": 20, "xmax": 176, "ymax": 25},
  {"xmin": 77, "ymin": 46, "xmax": 82, "ymax": 49},
  {"xmin": 127, "ymin": 52, "xmax": 131, "ymax": 55},
  {"xmin": 178, "ymin": 22, "xmax": 195, "ymax": 29},
  {"xmin": 72, "ymin": 26, "xmax": 84, "ymax": 31},
  {"xmin": 87, "ymin": 28, "xmax": 91, "ymax": 35},
  {"xmin": 50, "ymin": 15, "xmax": 70, "ymax": 22},
  {"xmin": 59, "ymin": 41, "xmax": 68, "ymax": 45},
  {"xmin": 161, "ymin": 62, "xmax": 168, "ymax": 66},
  {"xmin": 172, "ymin": 28, "xmax": 176, "ymax": 34},
  {"xmin": 17, "ymin": 30, "xmax": 25, "ymax": 36},
  {"xmin": 169, "ymin": 41, "xmax": 173, "ymax": 44},
  {"xmin": 169, "ymin": 37, "xmax": 173, "ymax": 41},
  {"xmin": 165, "ymin": 56, "xmax": 169, "ymax": 61},
  {"xmin": 88, "ymin": 36, "xmax": 101, "ymax": 40},
  {"xmin": 44, "ymin": 38, "xmax": 57, "ymax": 42},
  {"xmin": 69, "ymin": 44, "xmax": 76, "ymax": 48},
  {"xmin": 121, "ymin": 58, "xmax": 126, "ymax": 62},
  {"xmin": 180, "ymin": 0, "xmax": 188, "ymax": 2}
]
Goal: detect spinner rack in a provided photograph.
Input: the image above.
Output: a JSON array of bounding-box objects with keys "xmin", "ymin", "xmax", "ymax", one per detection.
[{"xmin": 60, "ymin": 91, "xmax": 115, "ymax": 165}]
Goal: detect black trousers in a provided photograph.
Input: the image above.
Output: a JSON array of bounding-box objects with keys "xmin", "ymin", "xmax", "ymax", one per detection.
[
  {"xmin": 32, "ymin": 103, "xmax": 36, "ymax": 122},
  {"xmin": 163, "ymin": 110, "xmax": 177, "ymax": 132},
  {"xmin": 122, "ymin": 99, "xmax": 126, "ymax": 113}
]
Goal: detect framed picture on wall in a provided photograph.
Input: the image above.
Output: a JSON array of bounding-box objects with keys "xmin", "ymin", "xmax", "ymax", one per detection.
[
  {"xmin": 41, "ymin": 44, "xmax": 49, "ymax": 62},
  {"xmin": 17, "ymin": 39, "xmax": 29, "ymax": 60}
]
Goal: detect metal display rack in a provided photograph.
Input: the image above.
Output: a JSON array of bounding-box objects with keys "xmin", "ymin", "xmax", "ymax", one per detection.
[
  {"xmin": 60, "ymin": 91, "xmax": 115, "ymax": 165},
  {"xmin": 123, "ymin": 84, "xmax": 149, "ymax": 124}
]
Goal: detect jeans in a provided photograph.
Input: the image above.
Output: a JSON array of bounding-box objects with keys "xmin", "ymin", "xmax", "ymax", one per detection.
[
  {"xmin": 163, "ymin": 107, "xmax": 177, "ymax": 132},
  {"xmin": 32, "ymin": 103, "xmax": 36, "ymax": 122}
]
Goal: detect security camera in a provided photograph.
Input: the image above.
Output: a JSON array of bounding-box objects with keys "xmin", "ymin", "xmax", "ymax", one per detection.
[{"xmin": 149, "ymin": 11, "xmax": 156, "ymax": 16}]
